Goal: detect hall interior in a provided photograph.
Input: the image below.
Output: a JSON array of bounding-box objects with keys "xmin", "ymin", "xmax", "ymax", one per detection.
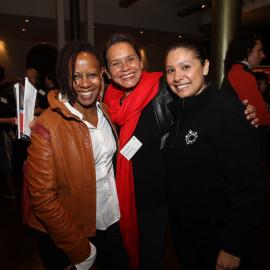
[{"xmin": 1, "ymin": 1, "xmax": 270, "ymax": 269}]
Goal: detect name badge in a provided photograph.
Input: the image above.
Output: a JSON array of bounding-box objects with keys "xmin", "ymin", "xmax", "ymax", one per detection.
[
  {"xmin": 120, "ymin": 136, "xmax": 142, "ymax": 160},
  {"xmin": 38, "ymin": 89, "xmax": 46, "ymax": 96},
  {"xmin": 0, "ymin": 97, "xmax": 8, "ymax": 104}
]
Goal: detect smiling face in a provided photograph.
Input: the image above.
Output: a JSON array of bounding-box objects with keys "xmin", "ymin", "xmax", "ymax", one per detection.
[
  {"xmin": 69, "ymin": 51, "xmax": 102, "ymax": 110},
  {"xmin": 106, "ymin": 42, "xmax": 143, "ymax": 94},
  {"xmin": 165, "ymin": 47, "xmax": 209, "ymax": 98}
]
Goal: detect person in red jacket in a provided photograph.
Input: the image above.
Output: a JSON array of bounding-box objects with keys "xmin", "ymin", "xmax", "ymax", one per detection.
[{"xmin": 221, "ymin": 32, "xmax": 269, "ymax": 125}]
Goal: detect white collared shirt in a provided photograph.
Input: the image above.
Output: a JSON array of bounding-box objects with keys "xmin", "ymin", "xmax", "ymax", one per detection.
[
  {"xmin": 240, "ymin": 60, "xmax": 251, "ymax": 69},
  {"xmin": 60, "ymin": 95, "xmax": 120, "ymax": 230}
]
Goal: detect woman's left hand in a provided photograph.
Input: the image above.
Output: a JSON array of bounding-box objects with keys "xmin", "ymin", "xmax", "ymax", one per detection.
[
  {"xmin": 242, "ymin": 99, "xmax": 259, "ymax": 127},
  {"xmin": 215, "ymin": 249, "xmax": 240, "ymax": 270}
]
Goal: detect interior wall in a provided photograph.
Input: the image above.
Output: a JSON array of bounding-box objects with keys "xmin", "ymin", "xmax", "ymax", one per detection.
[{"xmin": 0, "ymin": 37, "xmax": 57, "ymax": 83}]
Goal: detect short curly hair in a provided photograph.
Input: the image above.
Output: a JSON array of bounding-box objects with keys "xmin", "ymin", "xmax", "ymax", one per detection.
[{"xmin": 224, "ymin": 32, "xmax": 263, "ymax": 73}]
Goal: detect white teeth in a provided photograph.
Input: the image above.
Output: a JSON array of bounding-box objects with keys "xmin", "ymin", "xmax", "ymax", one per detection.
[
  {"xmin": 121, "ymin": 74, "xmax": 133, "ymax": 79},
  {"xmin": 80, "ymin": 91, "xmax": 92, "ymax": 97},
  {"xmin": 176, "ymin": 84, "xmax": 188, "ymax": 90}
]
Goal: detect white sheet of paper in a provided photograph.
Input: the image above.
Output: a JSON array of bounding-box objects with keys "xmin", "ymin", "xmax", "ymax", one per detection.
[
  {"xmin": 23, "ymin": 78, "xmax": 37, "ymax": 136},
  {"xmin": 120, "ymin": 136, "xmax": 142, "ymax": 161},
  {"xmin": 14, "ymin": 83, "xmax": 21, "ymax": 139}
]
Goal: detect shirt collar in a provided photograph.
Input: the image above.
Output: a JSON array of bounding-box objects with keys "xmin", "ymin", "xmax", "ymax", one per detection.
[
  {"xmin": 240, "ymin": 60, "xmax": 251, "ymax": 69},
  {"xmin": 58, "ymin": 92, "xmax": 100, "ymax": 126}
]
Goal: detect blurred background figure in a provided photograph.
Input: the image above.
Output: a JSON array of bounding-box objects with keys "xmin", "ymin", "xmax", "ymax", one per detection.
[
  {"xmin": 25, "ymin": 67, "xmax": 40, "ymax": 88},
  {"xmin": 222, "ymin": 32, "xmax": 270, "ymax": 165},
  {"xmin": 254, "ymin": 71, "xmax": 270, "ymax": 110},
  {"xmin": 38, "ymin": 72, "xmax": 58, "ymax": 110},
  {"xmin": 254, "ymin": 71, "xmax": 270, "ymax": 168},
  {"xmin": 222, "ymin": 32, "xmax": 268, "ymax": 124},
  {"xmin": 0, "ymin": 65, "xmax": 17, "ymax": 199}
]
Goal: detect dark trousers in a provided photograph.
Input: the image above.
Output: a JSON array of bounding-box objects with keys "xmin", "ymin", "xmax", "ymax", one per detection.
[
  {"xmin": 90, "ymin": 222, "xmax": 129, "ymax": 269},
  {"xmin": 172, "ymin": 232, "xmax": 219, "ymax": 270},
  {"xmin": 171, "ymin": 222, "xmax": 250, "ymax": 270},
  {"xmin": 137, "ymin": 206, "xmax": 168, "ymax": 270},
  {"xmin": 36, "ymin": 222, "xmax": 129, "ymax": 270}
]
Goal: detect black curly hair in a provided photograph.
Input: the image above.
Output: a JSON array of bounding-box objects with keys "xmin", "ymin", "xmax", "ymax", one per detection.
[
  {"xmin": 56, "ymin": 40, "xmax": 102, "ymax": 103},
  {"xmin": 224, "ymin": 32, "xmax": 263, "ymax": 73}
]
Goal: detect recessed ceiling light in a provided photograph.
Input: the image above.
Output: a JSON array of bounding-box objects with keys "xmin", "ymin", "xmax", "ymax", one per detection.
[
  {"xmin": 140, "ymin": 30, "xmax": 144, "ymax": 34},
  {"xmin": 178, "ymin": 35, "xmax": 182, "ymax": 38},
  {"xmin": 22, "ymin": 28, "xmax": 26, "ymax": 32},
  {"xmin": 25, "ymin": 19, "xmax": 29, "ymax": 23},
  {"xmin": 201, "ymin": 4, "xmax": 207, "ymax": 9}
]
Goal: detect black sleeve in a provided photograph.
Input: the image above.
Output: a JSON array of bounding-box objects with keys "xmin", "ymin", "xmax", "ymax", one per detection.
[
  {"xmin": 153, "ymin": 77, "xmax": 177, "ymax": 135},
  {"xmin": 212, "ymin": 93, "xmax": 267, "ymax": 257}
]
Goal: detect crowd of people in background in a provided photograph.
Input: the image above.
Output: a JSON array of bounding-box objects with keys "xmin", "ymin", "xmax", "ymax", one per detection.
[{"xmin": 0, "ymin": 30, "xmax": 270, "ymax": 270}]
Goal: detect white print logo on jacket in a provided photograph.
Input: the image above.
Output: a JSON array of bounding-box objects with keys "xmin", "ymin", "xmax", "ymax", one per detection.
[{"xmin": 185, "ymin": 130, "xmax": 198, "ymax": 145}]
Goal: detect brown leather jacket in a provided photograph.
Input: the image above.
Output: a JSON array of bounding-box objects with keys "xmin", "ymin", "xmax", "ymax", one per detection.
[{"xmin": 25, "ymin": 90, "xmax": 118, "ymax": 264}]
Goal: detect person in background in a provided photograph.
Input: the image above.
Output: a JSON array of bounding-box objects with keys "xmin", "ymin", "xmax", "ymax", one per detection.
[
  {"xmin": 0, "ymin": 65, "xmax": 17, "ymax": 199},
  {"xmin": 24, "ymin": 40, "xmax": 128, "ymax": 270},
  {"xmin": 163, "ymin": 39, "xmax": 266, "ymax": 270},
  {"xmin": 25, "ymin": 67, "xmax": 40, "ymax": 88},
  {"xmin": 254, "ymin": 71, "xmax": 270, "ymax": 109},
  {"xmin": 254, "ymin": 71, "xmax": 270, "ymax": 167},
  {"xmin": 221, "ymin": 32, "xmax": 269, "ymax": 125},
  {"xmin": 103, "ymin": 33, "xmax": 259, "ymax": 270},
  {"xmin": 222, "ymin": 32, "xmax": 270, "ymax": 164},
  {"xmin": 38, "ymin": 72, "xmax": 58, "ymax": 110},
  {"xmin": 44, "ymin": 72, "xmax": 57, "ymax": 91},
  {"xmin": 11, "ymin": 67, "xmax": 41, "ymax": 196}
]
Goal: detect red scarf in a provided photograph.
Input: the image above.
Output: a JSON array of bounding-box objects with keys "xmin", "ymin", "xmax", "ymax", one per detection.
[{"xmin": 104, "ymin": 71, "xmax": 162, "ymax": 269}]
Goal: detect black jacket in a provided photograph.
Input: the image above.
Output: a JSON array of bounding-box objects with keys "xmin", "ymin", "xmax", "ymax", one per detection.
[
  {"xmin": 164, "ymin": 83, "xmax": 266, "ymax": 258},
  {"xmin": 152, "ymin": 77, "xmax": 176, "ymax": 135}
]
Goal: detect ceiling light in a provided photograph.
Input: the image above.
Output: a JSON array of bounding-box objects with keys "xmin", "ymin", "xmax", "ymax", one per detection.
[
  {"xmin": 140, "ymin": 30, "xmax": 144, "ymax": 34},
  {"xmin": 25, "ymin": 19, "xmax": 29, "ymax": 23},
  {"xmin": 178, "ymin": 35, "xmax": 182, "ymax": 38},
  {"xmin": 22, "ymin": 28, "xmax": 26, "ymax": 32}
]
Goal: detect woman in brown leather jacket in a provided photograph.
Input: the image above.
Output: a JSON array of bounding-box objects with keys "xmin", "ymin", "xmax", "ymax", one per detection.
[{"xmin": 24, "ymin": 41, "xmax": 128, "ymax": 270}]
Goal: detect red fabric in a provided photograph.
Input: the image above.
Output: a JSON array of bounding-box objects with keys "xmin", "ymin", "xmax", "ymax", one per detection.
[
  {"xmin": 228, "ymin": 63, "xmax": 270, "ymax": 126},
  {"xmin": 104, "ymin": 71, "xmax": 162, "ymax": 269}
]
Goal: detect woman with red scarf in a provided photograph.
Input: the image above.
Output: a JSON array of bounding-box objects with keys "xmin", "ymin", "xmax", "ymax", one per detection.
[
  {"xmin": 103, "ymin": 34, "xmax": 169, "ymax": 270},
  {"xmin": 103, "ymin": 34, "xmax": 258, "ymax": 270}
]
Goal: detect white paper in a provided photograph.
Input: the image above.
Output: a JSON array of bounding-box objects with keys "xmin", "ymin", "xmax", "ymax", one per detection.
[
  {"xmin": 23, "ymin": 78, "xmax": 37, "ymax": 137},
  {"xmin": 14, "ymin": 78, "xmax": 37, "ymax": 139},
  {"xmin": 14, "ymin": 83, "xmax": 22, "ymax": 139},
  {"xmin": 120, "ymin": 136, "xmax": 142, "ymax": 160}
]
